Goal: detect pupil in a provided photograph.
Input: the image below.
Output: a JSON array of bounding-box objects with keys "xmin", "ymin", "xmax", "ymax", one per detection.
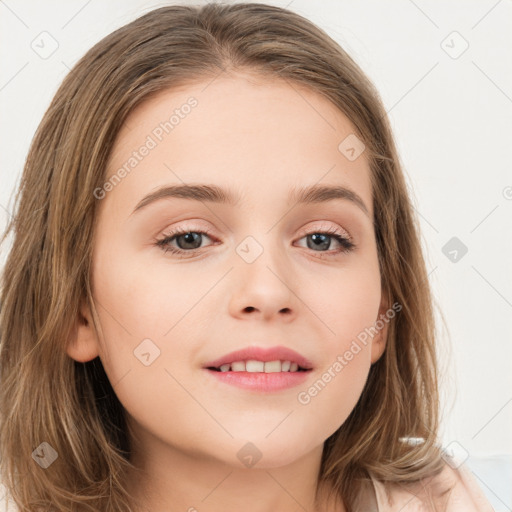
[
  {"xmin": 178, "ymin": 232, "xmax": 202, "ymax": 249},
  {"xmin": 308, "ymin": 233, "xmax": 329, "ymax": 251}
]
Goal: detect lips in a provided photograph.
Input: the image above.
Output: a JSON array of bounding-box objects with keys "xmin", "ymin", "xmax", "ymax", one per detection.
[{"xmin": 203, "ymin": 345, "xmax": 314, "ymax": 372}]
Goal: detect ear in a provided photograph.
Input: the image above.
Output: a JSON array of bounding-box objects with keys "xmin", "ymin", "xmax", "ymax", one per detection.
[
  {"xmin": 370, "ymin": 294, "xmax": 391, "ymax": 364},
  {"xmin": 66, "ymin": 299, "xmax": 101, "ymax": 363}
]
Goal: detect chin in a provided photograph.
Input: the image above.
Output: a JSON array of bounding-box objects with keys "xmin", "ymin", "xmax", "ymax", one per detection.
[{"xmin": 221, "ymin": 433, "xmax": 319, "ymax": 470}]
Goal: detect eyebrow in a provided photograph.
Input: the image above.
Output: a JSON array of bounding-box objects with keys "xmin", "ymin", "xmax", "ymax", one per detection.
[{"xmin": 131, "ymin": 183, "xmax": 370, "ymax": 217}]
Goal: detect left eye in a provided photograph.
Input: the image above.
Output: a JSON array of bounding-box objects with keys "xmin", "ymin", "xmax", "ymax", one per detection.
[
  {"xmin": 155, "ymin": 229, "xmax": 215, "ymax": 256},
  {"xmin": 155, "ymin": 228, "xmax": 355, "ymax": 258},
  {"xmin": 295, "ymin": 231, "xmax": 355, "ymax": 253}
]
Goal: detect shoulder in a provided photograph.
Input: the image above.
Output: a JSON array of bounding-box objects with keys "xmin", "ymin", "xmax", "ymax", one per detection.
[{"xmin": 370, "ymin": 461, "xmax": 495, "ymax": 511}]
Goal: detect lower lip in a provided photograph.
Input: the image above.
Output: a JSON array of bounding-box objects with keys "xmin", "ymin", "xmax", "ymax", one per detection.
[{"xmin": 205, "ymin": 369, "xmax": 311, "ymax": 392}]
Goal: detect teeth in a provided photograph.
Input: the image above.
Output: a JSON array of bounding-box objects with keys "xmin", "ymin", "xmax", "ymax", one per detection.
[
  {"xmin": 246, "ymin": 360, "xmax": 264, "ymax": 372},
  {"xmin": 264, "ymin": 360, "xmax": 281, "ymax": 373},
  {"xmin": 216, "ymin": 360, "xmax": 303, "ymax": 372},
  {"xmin": 231, "ymin": 361, "xmax": 246, "ymax": 372}
]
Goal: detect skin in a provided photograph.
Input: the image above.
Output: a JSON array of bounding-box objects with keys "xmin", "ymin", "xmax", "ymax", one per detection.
[{"xmin": 67, "ymin": 71, "xmax": 389, "ymax": 512}]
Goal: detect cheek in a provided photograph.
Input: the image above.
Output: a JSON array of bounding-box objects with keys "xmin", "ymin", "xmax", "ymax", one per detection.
[
  {"xmin": 279, "ymin": 260, "xmax": 381, "ymax": 438},
  {"xmin": 296, "ymin": 256, "xmax": 382, "ymax": 353},
  {"xmin": 90, "ymin": 254, "xmax": 209, "ymax": 453},
  {"xmin": 89, "ymin": 245, "xmax": 173, "ymax": 381},
  {"xmin": 293, "ymin": 280, "xmax": 377, "ymax": 442},
  {"xmin": 294, "ymin": 281, "xmax": 377, "ymax": 429},
  {"xmin": 296, "ymin": 339, "xmax": 372, "ymax": 429},
  {"xmin": 91, "ymin": 243, "xmax": 193, "ymax": 344},
  {"xmin": 89, "ymin": 245, "xmax": 213, "ymax": 416}
]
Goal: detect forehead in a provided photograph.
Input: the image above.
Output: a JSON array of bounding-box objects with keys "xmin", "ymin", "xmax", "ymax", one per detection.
[{"xmin": 105, "ymin": 72, "xmax": 373, "ymax": 218}]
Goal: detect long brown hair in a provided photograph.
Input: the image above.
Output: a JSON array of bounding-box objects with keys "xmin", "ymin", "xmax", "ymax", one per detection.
[{"xmin": 0, "ymin": 3, "xmax": 445, "ymax": 511}]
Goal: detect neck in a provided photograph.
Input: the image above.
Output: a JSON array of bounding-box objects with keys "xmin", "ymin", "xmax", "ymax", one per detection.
[{"xmin": 124, "ymin": 430, "xmax": 345, "ymax": 512}]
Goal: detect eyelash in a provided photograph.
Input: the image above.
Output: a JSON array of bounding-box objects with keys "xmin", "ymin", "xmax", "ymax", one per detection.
[
  {"xmin": 154, "ymin": 225, "xmax": 355, "ymax": 259},
  {"xmin": 154, "ymin": 228, "xmax": 355, "ymax": 258}
]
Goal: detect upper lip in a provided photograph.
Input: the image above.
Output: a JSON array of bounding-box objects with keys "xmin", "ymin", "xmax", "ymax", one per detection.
[{"xmin": 203, "ymin": 345, "xmax": 314, "ymax": 370}]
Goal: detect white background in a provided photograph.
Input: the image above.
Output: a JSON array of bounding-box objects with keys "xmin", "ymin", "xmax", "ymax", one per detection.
[{"xmin": 1, "ymin": 0, "xmax": 511, "ymax": 508}]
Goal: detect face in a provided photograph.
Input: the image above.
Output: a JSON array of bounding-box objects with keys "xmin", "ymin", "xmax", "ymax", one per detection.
[{"xmin": 68, "ymin": 72, "xmax": 388, "ymax": 470}]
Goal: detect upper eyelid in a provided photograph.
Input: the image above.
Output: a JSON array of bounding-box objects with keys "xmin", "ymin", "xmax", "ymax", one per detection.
[
  {"xmin": 159, "ymin": 223, "xmax": 353, "ymax": 243},
  {"xmin": 160, "ymin": 221, "xmax": 351, "ymax": 235}
]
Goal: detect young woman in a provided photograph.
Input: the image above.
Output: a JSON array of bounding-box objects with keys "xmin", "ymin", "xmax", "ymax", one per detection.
[{"xmin": 0, "ymin": 3, "xmax": 494, "ymax": 511}]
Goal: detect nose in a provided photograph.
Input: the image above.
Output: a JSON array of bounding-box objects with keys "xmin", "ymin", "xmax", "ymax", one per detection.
[{"xmin": 227, "ymin": 239, "xmax": 297, "ymax": 323}]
